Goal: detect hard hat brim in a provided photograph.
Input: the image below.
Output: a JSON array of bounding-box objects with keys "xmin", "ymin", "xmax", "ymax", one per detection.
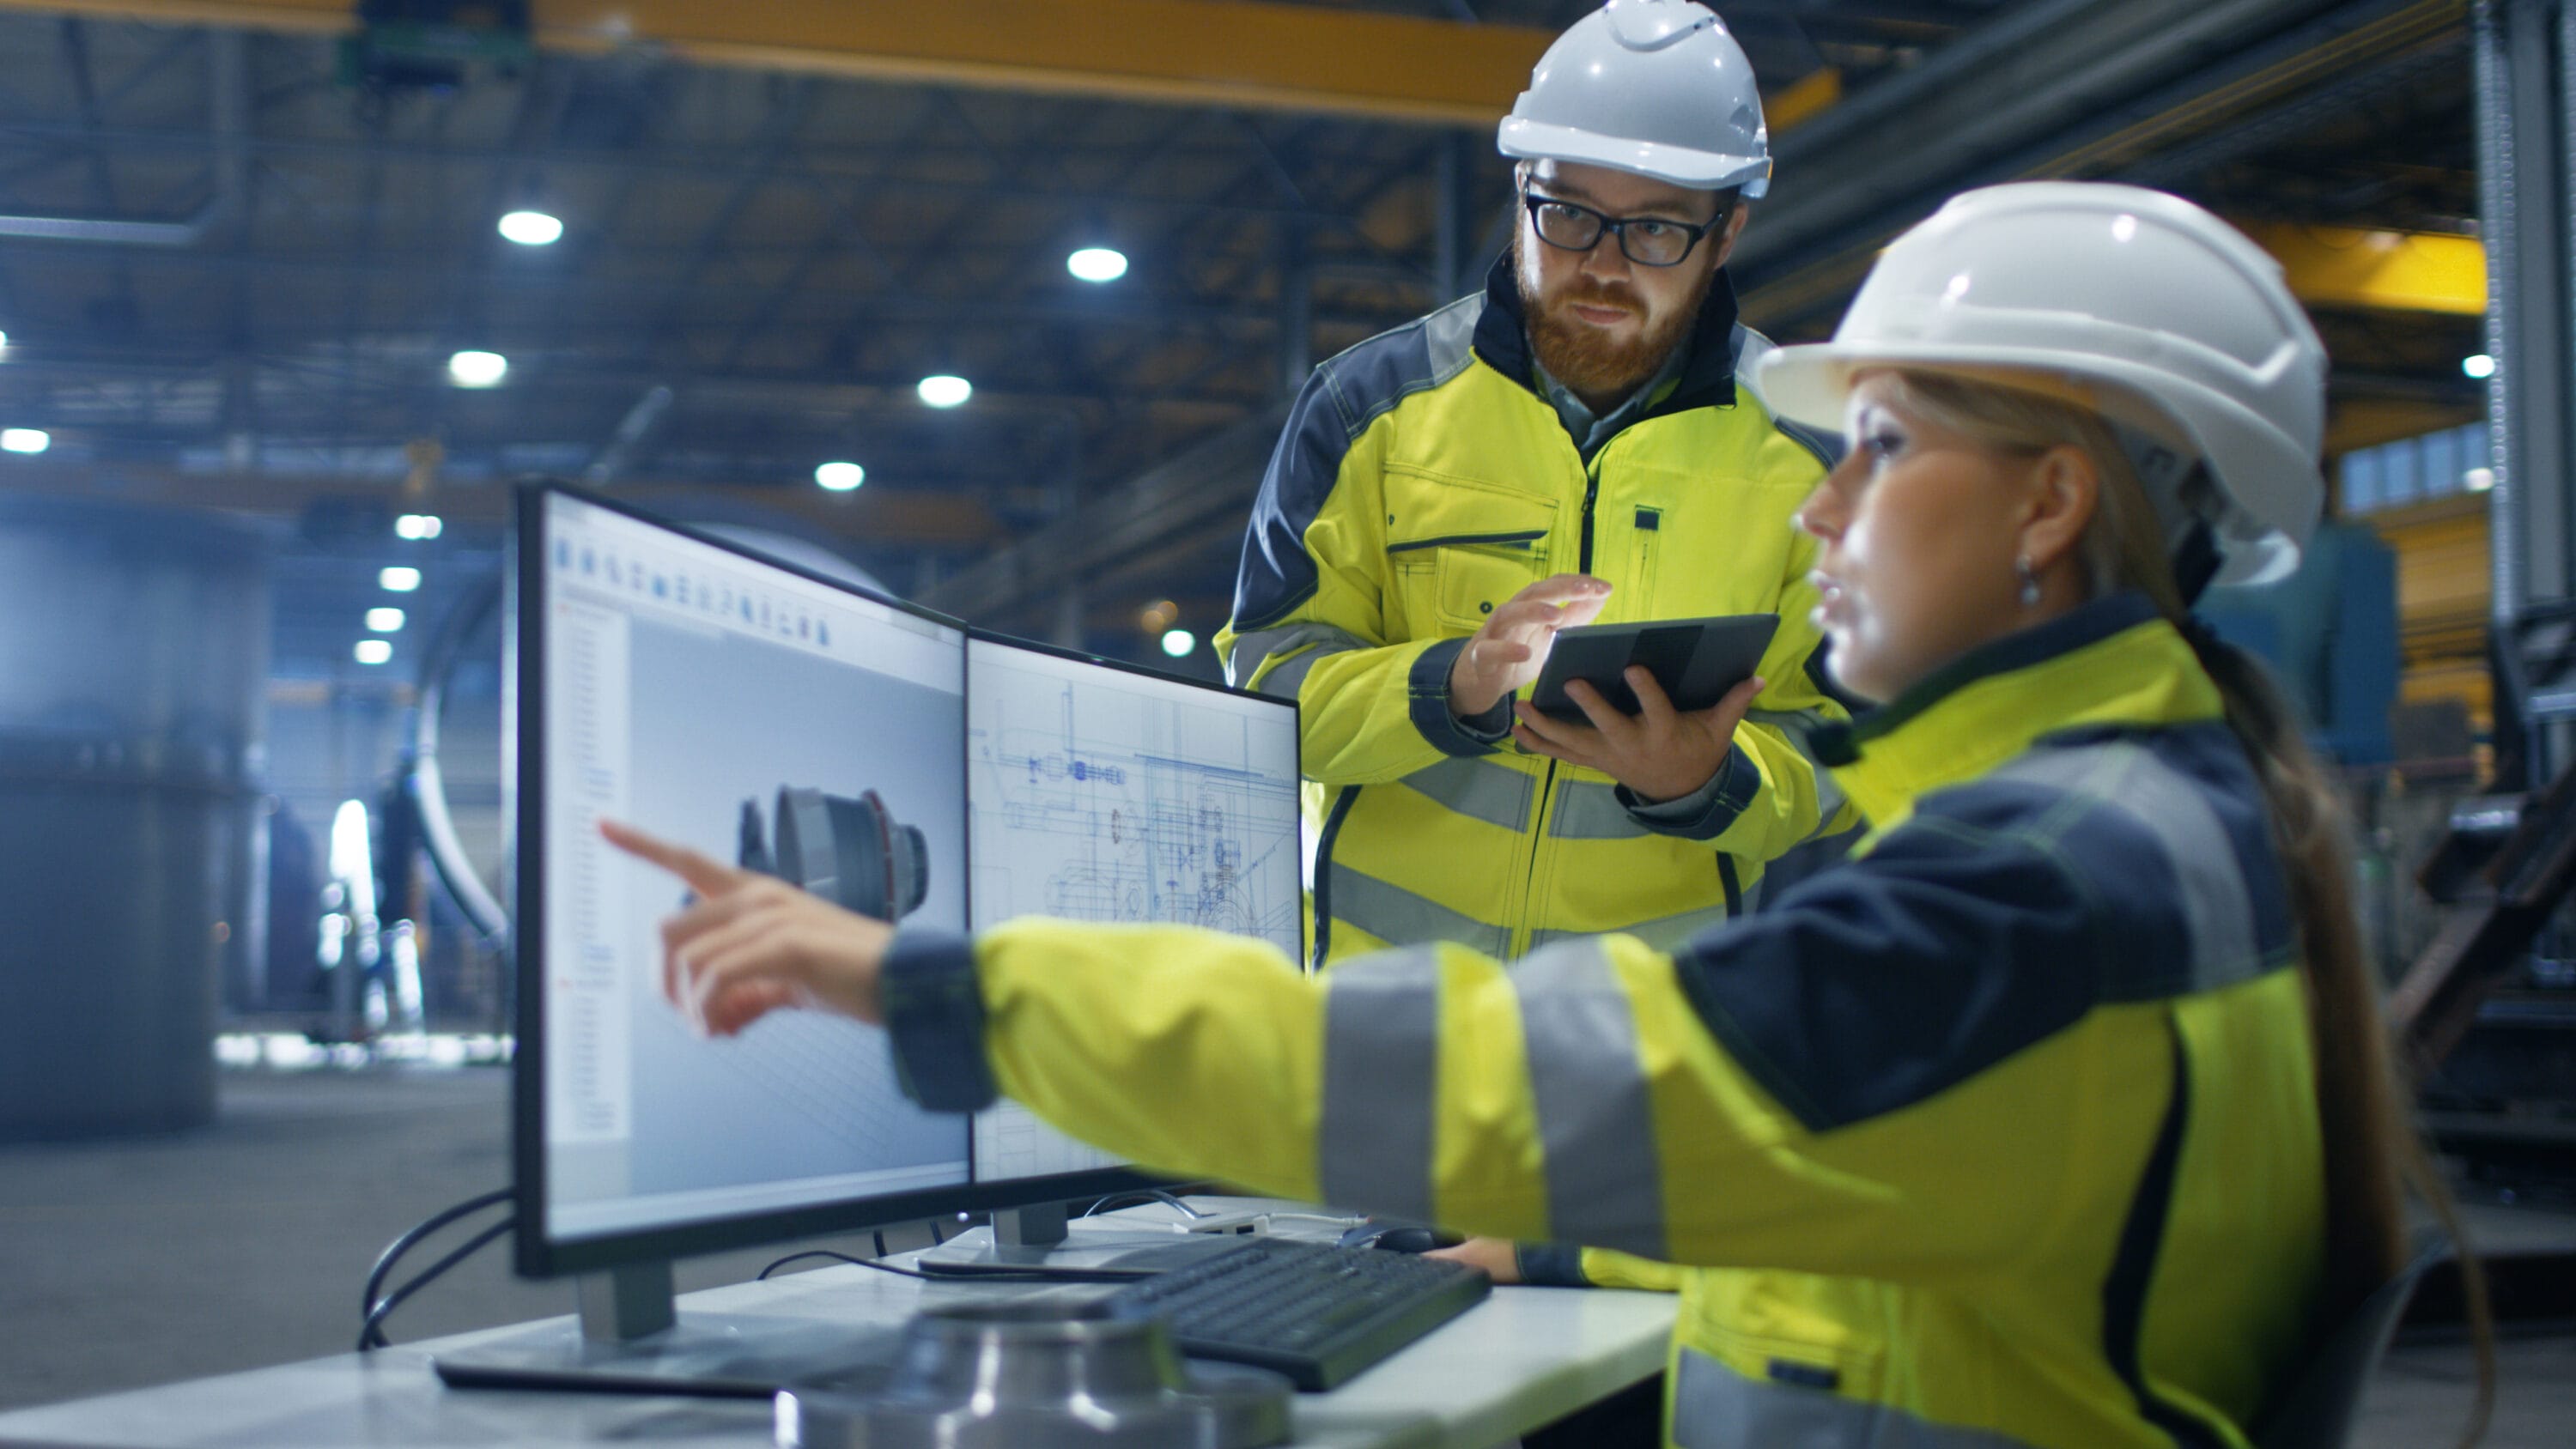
[{"xmin": 1497, "ymin": 116, "xmax": 1771, "ymax": 197}]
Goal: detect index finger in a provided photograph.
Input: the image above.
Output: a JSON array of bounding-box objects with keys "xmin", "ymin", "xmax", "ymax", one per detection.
[
  {"xmin": 600, "ymin": 818, "xmax": 754, "ymax": 896},
  {"xmin": 1503, "ymin": 573, "xmax": 1612, "ymax": 609}
]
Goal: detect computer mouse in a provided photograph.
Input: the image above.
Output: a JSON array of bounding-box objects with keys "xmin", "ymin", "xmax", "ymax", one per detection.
[{"xmin": 1338, "ymin": 1221, "xmax": 1465, "ymax": 1254}]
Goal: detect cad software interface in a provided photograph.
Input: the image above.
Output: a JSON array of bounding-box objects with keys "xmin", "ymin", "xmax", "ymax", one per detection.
[
  {"xmin": 965, "ymin": 638, "xmax": 1303, "ymax": 1183},
  {"xmin": 539, "ymin": 495, "xmax": 970, "ymax": 1241}
]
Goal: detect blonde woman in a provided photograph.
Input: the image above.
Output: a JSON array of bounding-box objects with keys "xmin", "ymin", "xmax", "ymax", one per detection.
[{"xmin": 608, "ymin": 183, "xmax": 2482, "ymax": 1446}]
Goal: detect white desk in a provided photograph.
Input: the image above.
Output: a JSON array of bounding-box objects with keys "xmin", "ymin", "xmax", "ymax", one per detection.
[{"xmin": 0, "ymin": 1231, "xmax": 1674, "ymax": 1449}]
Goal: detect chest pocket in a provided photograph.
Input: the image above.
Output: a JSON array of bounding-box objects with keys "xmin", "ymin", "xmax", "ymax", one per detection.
[{"xmin": 1384, "ymin": 472, "xmax": 1559, "ymax": 635}]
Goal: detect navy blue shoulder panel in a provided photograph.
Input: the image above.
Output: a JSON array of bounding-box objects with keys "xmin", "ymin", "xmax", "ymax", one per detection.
[
  {"xmin": 1772, "ymin": 415, "xmax": 1844, "ymax": 471},
  {"xmin": 1674, "ymin": 724, "xmax": 2292, "ymax": 1133},
  {"xmin": 1230, "ymin": 296, "xmax": 1481, "ymax": 631},
  {"xmin": 1730, "ymin": 324, "xmax": 1844, "ymax": 472},
  {"xmin": 1675, "ymin": 786, "xmax": 2103, "ymax": 1132}
]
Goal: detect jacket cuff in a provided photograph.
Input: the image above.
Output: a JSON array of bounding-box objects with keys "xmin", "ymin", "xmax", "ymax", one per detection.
[
  {"xmin": 1514, "ymin": 1241, "xmax": 1595, "ymax": 1288},
  {"xmin": 1409, "ymin": 637, "xmax": 1504, "ymax": 757},
  {"xmin": 881, "ymin": 930, "xmax": 998, "ymax": 1113},
  {"xmin": 1618, "ymin": 744, "xmax": 1762, "ymax": 842}
]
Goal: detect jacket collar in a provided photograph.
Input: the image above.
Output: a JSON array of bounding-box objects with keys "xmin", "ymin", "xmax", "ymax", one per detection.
[
  {"xmin": 1811, "ymin": 593, "xmax": 2227, "ymax": 833},
  {"xmin": 1470, "ymin": 252, "xmax": 1745, "ymax": 421}
]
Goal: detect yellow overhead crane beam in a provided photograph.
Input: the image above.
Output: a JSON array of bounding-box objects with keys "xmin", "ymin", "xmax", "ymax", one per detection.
[
  {"xmin": 10, "ymin": 0, "xmax": 1561, "ymax": 125},
  {"xmin": 2251, "ymin": 223, "xmax": 2488, "ymax": 317}
]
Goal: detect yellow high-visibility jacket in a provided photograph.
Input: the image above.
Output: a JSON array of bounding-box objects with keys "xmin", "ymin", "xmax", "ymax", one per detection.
[
  {"xmin": 884, "ymin": 595, "xmax": 2327, "ymax": 1447},
  {"xmin": 1214, "ymin": 259, "xmax": 1850, "ymax": 967}
]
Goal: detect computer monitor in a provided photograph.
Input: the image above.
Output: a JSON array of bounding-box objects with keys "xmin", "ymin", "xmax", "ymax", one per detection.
[
  {"xmin": 963, "ymin": 633, "xmax": 1304, "ymax": 1189},
  {"xmin": 438, "ymin": 484, "xmax": 1303, "ymax": 1394}
]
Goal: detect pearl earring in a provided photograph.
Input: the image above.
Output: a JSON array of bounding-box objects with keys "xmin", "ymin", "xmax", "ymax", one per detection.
[{"xmin": 2015, "ymin": 555, "xmax": 2041, "ymax": 609}]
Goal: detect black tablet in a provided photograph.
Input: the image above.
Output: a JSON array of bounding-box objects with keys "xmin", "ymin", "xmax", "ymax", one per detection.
[{"xmin": 1528, "ymin": 614, "xmax": 1780, "ymax": 722}]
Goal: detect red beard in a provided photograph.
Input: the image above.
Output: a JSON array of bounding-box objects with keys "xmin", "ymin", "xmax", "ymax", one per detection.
[{"xmin": 1518, "ymin": 232, "xmax": 1711, "ymax": 403}]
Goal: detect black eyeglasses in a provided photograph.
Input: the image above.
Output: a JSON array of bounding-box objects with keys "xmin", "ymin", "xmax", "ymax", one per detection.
[{"xmin": 1520, "ymin": 190, "xmax": 1723, "ymax": 268}]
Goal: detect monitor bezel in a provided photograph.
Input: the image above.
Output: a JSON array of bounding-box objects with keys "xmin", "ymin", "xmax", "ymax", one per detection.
[{"xmin": 510, "ymin": 480, "xmax": 1173, "ymax": 1281}]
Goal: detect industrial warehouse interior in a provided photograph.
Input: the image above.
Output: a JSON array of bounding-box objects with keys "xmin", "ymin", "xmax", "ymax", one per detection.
[{"xmin": 3, "ymin": 2, "xmax": 2575, "ymax": 1446}]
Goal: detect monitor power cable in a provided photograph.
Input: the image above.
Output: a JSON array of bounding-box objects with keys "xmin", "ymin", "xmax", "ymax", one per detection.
[
  {"xmin": 356, "ymin": 1186, "xmax": 513, "ymax": 1352},
  {"xmin": 754, "ymin": 1246, "xmax": 1133, "ymax": 1285},
  {"xmin": 1081, "ymin": 1189, "xmax": 1211, "ymax": 1220}
]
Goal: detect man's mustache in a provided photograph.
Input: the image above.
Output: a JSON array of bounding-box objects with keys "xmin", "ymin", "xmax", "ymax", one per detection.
[{"xmin": 1552, "ymin": 281, "xmax": 1643, "ymax": 317}]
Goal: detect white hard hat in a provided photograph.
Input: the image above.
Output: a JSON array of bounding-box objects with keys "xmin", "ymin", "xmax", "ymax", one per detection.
[
  {"xmin": 1497, "ymin": 0, "xmax": 1771, "ymax": 197},
  {"xmin": 1758, "ymin": 182, "xmax": 2328, "ymax": 589}
]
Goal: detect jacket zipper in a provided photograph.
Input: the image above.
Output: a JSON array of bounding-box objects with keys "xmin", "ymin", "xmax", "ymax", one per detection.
[{"xmin": 1513, "ymin": 442, "xmax": 1607, "ymax": 957}]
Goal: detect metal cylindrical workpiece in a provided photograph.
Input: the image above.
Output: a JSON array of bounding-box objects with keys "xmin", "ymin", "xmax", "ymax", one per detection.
[{"xmin": 0, "ymin": 495, "xmax": 270, "ymax": 1140}]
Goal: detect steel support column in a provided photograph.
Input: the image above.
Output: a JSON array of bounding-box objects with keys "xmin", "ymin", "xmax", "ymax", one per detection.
[{"xmin": 2476, "ymin": 0, "xmax": 2576, "ymax": 776}]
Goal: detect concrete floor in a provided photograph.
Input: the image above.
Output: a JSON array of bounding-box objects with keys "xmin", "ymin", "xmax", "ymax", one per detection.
[{"xmin": 0, "ymin": 1064, "xmax": 2570, "ymax": 1445}]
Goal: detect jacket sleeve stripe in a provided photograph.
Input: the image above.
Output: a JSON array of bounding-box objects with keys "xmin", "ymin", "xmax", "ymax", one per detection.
[
  {"xmin": 1326, "ymin": 861, "xmax": 1515, "ymax": 959},
  {"xmin": 1317, "ymin": 948, "xmax": 1443, "ymax": 1222},
  {"xmin": 1228, "ymin": 621, "xmax": 1370, "ymax": 699},
  {"xmin": 1511, "ymin": 939, "xmax": 1669, "ymax": 1261}
]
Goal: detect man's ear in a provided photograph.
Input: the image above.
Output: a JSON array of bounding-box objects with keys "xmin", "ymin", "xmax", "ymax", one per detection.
[{"xmin": 1709, "ymin": 202, "xmax": 1752, "ymax": 270}]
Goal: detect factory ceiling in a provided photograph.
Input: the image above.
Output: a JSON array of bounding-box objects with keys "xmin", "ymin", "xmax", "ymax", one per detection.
[{"xmin": 0, "ymin": 0, "xmax": 2483, "ymax": 677}]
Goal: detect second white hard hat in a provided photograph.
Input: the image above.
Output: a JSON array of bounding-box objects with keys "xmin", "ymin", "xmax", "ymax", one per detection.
[
  {"xmin": 1497, "ymin": 0, "xmax": 1772, "ymax": 197},
  {"xmin": 1757, "ymin": 181, "xmax": 2329, "ymax": 589}
]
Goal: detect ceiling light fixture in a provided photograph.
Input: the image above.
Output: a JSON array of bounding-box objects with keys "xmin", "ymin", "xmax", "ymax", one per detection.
[
  {"xmin": 1067, "ymin": 247, "xmax": 1129, "ymax": 283},
  {"xmin": 498, "ymin": 209, "xmax": 564, "ymax": 246},
  {"xmin": 448, "ymin": 350, "xmax": 507, "ymax": 388}
]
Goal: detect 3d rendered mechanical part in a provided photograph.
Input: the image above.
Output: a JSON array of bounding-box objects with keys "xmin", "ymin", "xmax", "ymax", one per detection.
[{"xmin": 737, "ymin": 786, "xmax": 929, "ymax": 924}]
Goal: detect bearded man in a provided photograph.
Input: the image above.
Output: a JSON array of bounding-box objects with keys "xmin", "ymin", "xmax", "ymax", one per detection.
[{"xmin": 1218, "ymin": 0, "xmax": 1850, "ymax": 979}]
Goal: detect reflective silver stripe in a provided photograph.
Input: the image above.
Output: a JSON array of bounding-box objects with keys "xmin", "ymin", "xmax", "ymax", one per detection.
[
  {"xmin": 1423, "ymin": 293, "xmax": 1482, "ymax": 385},
  {"xmin": 1228, "ymin": 621, "xmax": 1370, "ymax": 698},
  {"xmin": 1327, "ymin": 862, "xmax": 1513, "ymax": 958},
  {"xmin": 1528, "ymin": 900, "xmax": 1735, "ymax": 956},
  {"xmin": 1747, "ymin": 706, "xmax": 1848, "ymax": 828},
  {"xmin": 1548, "ymin": 778, "xmax": 1651, "ymax": 840},
  {"xmin": 1988, "ymin": 743, "xmax": 2264, "ymax": 990},
  {"xmin": 1510, "ymin": 939, "xmax": 1666, "ymax": 1260},
  {"xmin": 1317, "ymin": 947, "xmax": 1441, "ymax": 1222},
  {"xmin": 1404, "ymin": 756, "xmax": 1535, "ymax": 833},
  {"xmin": 1672, "ymin": 1348, "xmax": 2038, "ymax": 1449}
]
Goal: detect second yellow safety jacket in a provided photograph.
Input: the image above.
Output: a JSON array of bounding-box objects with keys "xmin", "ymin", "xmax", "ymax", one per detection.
[
  {"xmin": 885, "ymin": 594, "xmax": 2330, "ymax": 1447},
  {"xmin": 1214, "ymin": 258, "xmax": 1850, "ymax": 966}
]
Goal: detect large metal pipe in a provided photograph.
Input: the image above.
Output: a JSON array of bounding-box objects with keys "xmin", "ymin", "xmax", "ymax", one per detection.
[{"xmin": 0, "ymin": 495, "xmax": 270, "ymax": 1141}]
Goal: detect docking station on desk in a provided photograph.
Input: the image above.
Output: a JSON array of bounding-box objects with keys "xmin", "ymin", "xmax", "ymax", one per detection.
[{"xmin": 912, "ymin": 1202, "xmax": 1259, "ymax": 1280}]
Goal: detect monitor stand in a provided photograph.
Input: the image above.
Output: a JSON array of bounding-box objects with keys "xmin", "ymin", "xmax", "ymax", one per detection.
[
  {"xmin": 912, "ymin": 1202, "xmax": 1250, "ymax": 1279},
  {"xmin": 430, "ymin": 1259, "xmax": 906, "ymax": 1398}
]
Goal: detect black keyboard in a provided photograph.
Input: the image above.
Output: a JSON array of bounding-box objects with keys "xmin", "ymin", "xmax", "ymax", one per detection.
[{"xmin": 1098, "ymin": 1237, "xmax": 1492, "ymax": 1391}]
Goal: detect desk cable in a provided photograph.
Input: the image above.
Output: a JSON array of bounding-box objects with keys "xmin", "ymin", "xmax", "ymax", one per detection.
[{"xmin": 356, "ymin": 1186, "xmax": 513, "ymax": 1352}]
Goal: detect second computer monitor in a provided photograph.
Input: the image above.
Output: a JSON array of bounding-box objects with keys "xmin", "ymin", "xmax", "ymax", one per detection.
[{"xmin": 964, "ymin": 634, "xmax": 1304, "ymax": 1185}]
